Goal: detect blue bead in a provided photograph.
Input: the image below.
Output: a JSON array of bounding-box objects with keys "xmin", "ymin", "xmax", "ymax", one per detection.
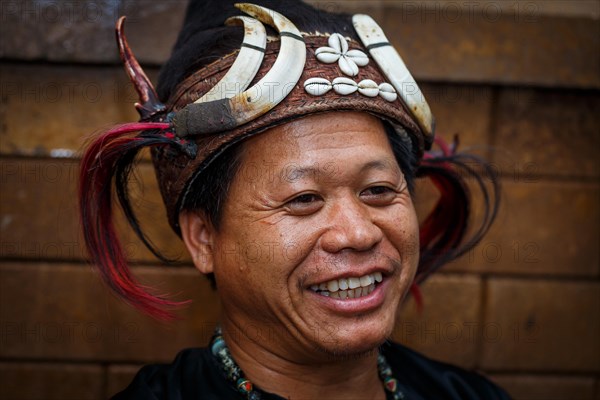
[{"xmin": 211, "ymin": 337, "xmax": 225, "ymax": 355}]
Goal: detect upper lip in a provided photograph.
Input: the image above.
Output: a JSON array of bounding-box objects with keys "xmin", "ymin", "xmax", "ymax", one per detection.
[{"xmin": 306, "ymin": 266, "xmax": 390, "ymax": 288}]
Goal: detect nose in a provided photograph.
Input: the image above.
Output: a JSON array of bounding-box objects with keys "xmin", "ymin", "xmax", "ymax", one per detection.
[{"xmin": 320, "ymin": 195, "xmax": 383, "ymax": 254}]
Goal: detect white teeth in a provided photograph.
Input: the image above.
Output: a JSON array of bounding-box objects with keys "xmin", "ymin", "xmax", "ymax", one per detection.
[
  {"xmin": 338, "ymin": 279, "xmax": 349, "ymax": 290},
  {"xmin": 311, "ymin": 272, "xmax": 384, "ymax": 299},
  {"xmin": 348, "ymin": 277, "xmax": 361, "ymax": 289},
  {"xmin": 360, "ymin": 275, "xmax": 372, "ymax": 287},
  {"xmin": 327, "ymin": 280, "xmax": 339, "ymax": 292}
]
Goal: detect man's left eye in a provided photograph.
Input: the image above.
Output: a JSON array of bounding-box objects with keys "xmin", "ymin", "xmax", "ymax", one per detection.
[
  {"xmin": 360, "ymin": 186, "xmax": 396, "ymax": 205},
  {"xmin": 364, "ymin": 186, "xmax": 392, "ymax": 195}
]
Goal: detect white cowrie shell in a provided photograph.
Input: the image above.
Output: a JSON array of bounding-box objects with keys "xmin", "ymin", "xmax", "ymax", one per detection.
[
  {"xmin": 339, "ymin": 56, "xmax": 359, "ymax": 76},
  {"xmin": 346, "ymin": 49, "xmax": 369, "ymax": 66},
  {"xmin": 358, "ymin": 79, "xmax": 379, "ymax": 97},
  {"xmin": 332, "ymin": 77, "xmax": 357, "ymax": 85},
  {"xmin": 378, "ymin": 82, "xmax": 398, "ymax": 102},
  {"xmin": 328, "ymin": 33, "xmax": 348, "ymax": 54},
  {"xmin": 315, "ymin": 46, "xmax": 340, "ymax": 63},
  {"xmin": 304, "ymin": 77, "xmax": 332, "ymax": 96},
  {"xmin": 332, "ymin": 77, "xmax": 358, "ymax": 95}
]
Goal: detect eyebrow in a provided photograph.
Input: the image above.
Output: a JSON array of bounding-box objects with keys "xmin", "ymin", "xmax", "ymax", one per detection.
[
  {"xmin": 359, "ymin": 159, "xmax": 397, "ymax": 174},
  {"xmin": 284, "ymin": 159, "xmax": 398, "ymax": 181}
]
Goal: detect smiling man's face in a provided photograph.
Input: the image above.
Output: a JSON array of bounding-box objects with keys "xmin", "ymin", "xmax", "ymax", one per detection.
[{"xmin": 204, "ymin": 111, "xmax": 419, "ymax": 360}]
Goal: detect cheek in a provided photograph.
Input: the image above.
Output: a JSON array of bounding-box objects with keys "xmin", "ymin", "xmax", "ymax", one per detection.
[
  {"xmin": 378, "ymin": 203, "xmax": 420, "ymax": 263},
  {"xmin": 213, "ymin": 219, "xmax": 315, "ymax": 290},
  {"xmin": 255, "ymin": 220, "xmax": 320, "ymax": 279},
  {"xmin": 403, "ymin": 209, "xmax": 420, "ymax": 257}
]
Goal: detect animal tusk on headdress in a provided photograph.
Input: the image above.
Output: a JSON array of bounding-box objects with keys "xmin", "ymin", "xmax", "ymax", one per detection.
[
  {"xmin": 352, "ymin": 14, "xmax": 434, "ymax": 137},
  {"xmin": 116, "ymin": 16, "xmax": 166, "ymax": 120},
  {"xmin": 195, "ymin": 16, "xmax": 267, "ymax": 103},
  {"xmin": 173, "ymin": 3, "xmax": 306, "ymax": 138}
]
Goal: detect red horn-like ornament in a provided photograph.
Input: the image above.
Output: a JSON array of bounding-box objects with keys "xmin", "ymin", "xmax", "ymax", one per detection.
[{"xmin": 116, "ymin": 16, "xmax": 166, "ymax": 119}]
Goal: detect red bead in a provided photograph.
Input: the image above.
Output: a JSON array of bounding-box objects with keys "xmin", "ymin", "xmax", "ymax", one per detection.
[
  {"xmin": 237, "ymin": 379, "xmax": 253, "ymax": 393},
  {"xmin": 384, "ymin": 377, "xmax": 398, "ymax": 392}
]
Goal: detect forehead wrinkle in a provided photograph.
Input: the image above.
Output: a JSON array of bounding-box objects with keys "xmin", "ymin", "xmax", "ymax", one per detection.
[{"xmin": 282, "ymin": 155, "xmax": 401, "ymax": 183}]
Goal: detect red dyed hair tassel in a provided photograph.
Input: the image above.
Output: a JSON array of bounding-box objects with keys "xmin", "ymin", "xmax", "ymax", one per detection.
[
  {"xmin": 79, "ymin": 122, "xmax": 188, "ymax": 320},
  {"xmin": 417, "ymin": 135, "xmax": 469, "ymax": 279}
]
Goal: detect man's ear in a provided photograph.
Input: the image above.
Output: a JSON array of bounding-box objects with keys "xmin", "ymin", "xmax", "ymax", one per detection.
[{"xmin": 179, "ymin": 210, "xmax": 215, "ymax": 275}]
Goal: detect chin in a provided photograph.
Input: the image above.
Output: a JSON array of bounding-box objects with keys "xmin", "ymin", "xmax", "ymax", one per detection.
[{"xmin": 312, "ymin": 319, "xmax": 394, "ymax": 360}]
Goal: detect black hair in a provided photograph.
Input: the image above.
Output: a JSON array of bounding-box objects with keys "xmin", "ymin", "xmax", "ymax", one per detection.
[{"xmin": 181, "ymin": 140, "xmax": 246, "ymax": 230}]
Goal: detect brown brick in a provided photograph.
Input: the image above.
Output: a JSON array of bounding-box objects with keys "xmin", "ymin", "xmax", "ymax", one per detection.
[
  {"xmin": 116, "ymin": 0, "xmax": 186, "ymax": 65},
  {"xmin": 381, "ymin": 9, "xmax": 599, "ymax": 89},
  {"xmin": 0, "ymin": 263, "xmax": 219, "ymax": 363},
  {"xmin": 490, "ymin": 374, "xmax": 596, "ymax": 400},
  {"xmin": 393, "ymin": 274, "xmax": 482, "ymax": 369},
  {"xmin": 107, "ymin": 364, "xmax": 143, "ymax": 398},
  {"xmin": 0, "ymin": 158, "xmax": 83, "ymax": 260},
  {"xmin": 382, "ymin": 1, "xmax": 600, "ymax": 19},
  {"xmin": 0, "ymin": 362, "xmax": 103, "ymax": 400},
  {"xmin": 444, "ymin": 180, "xmax": 600, "ymax": 277},
  {"xmin": 493, "ymin": 88, "xmax": 600, "ymax": 178},
  {"xmin": 0, "ymin": 158, "xmax": 188, "ymax": 262},
  {"xmin": 481, "ymin": 278, "xmax": 600, "ymax": 372},
  {"xmin": 0, "ymin": 0, "xmax": 184, "ymax": 64},
  {"xmin": 0, "ymin": 1, "xmax": 113, "ymax": 62},
  {"xmin": 420, "ymin": 83, "xmax": 494, "ymax": 152},
  {"xmin": 0, "ymin": 64, "xmax": 154, "ymax": 157}
]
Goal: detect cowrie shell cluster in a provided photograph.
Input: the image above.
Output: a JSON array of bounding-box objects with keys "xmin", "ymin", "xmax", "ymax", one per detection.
[
  {"xmin": 315, "ymin": 33, "xmax": 369, "ymax": 77},
  {"xmin": 304, "ymin": 77, "xmax": 398, "ymax": 102}
]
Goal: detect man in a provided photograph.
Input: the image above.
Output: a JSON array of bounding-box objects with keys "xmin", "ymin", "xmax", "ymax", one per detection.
[{"xmin": 80, "ymin": 1, "xmax": 506, "ymax": 398}]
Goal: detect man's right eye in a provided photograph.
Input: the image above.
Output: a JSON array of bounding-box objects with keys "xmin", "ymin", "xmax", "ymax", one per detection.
[{"xmin": 285, "ymin": 193, "xmax": 324, "ymax": 215}]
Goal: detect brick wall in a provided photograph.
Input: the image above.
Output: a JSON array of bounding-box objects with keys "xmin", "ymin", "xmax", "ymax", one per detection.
[{"xmin": 1, "ymin": 1, "xmax": 599, "ymax": 399}]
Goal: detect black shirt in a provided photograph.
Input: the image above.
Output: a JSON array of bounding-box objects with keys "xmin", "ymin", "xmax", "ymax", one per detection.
[{"xmin": 113, "ymin": 342, "xmax": 511, "ymax": 399}]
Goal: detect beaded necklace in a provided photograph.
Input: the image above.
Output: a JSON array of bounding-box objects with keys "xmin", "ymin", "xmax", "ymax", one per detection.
[{"xmin": 210, "ymin": 328, "xmax": 406, "ymax": 400}]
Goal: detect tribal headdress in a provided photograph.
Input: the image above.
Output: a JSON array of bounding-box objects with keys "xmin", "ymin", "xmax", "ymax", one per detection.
[{"xmin": 80, "ymin": 1, "xmax": 498, "ymax": 319}]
